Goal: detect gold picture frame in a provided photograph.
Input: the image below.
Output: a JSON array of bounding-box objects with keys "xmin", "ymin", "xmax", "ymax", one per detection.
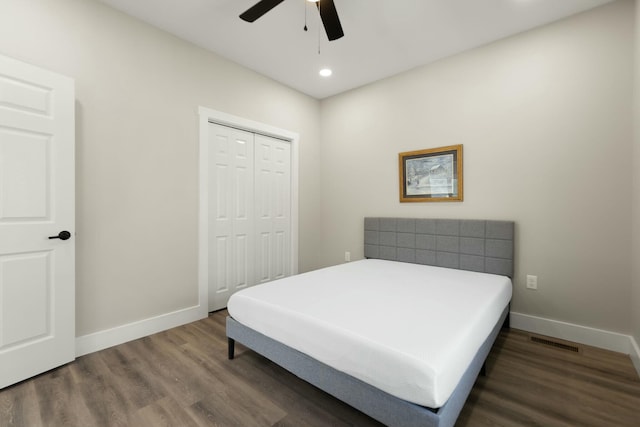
[{"xmin": 399, "ymin": 144, "xmax": 463, "ymax": 202}]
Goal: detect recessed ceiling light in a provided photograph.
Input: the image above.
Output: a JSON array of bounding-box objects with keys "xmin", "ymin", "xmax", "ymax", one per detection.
[{"xmin": 319, "ymin": 68, "xmax": 332, "ymax": 77}]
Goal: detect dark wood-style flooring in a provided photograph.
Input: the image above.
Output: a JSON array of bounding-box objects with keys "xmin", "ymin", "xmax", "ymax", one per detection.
[{"xmin": 1, "ymin": 310, "xmax": 639, "ymax": 426}]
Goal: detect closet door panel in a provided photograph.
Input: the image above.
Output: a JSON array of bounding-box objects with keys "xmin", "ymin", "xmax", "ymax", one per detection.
[
  {"xmin": 272, "ymin": 141, "xmax": 290, "ymax": 280},
  {"xmin": 255, "ymin": 137, "xmax": 273, "ymax": 284},
  {"xmin": 210, "ymin": 132, "xmax": 232, "ymax": 298},
  {"xmin": 232, "ymin": 134, "xmax": 253, "ymax": 290},
  {"xmin": 255, "ymin": 135, "xmax": 291, "ymax": 283},
  {"xmin": 208, "ymin": 124, "xmax": 254, "ymax": 310},
  {"xmin": 257, "ymin": 232, "xmax": 271, "ymax": 283}
]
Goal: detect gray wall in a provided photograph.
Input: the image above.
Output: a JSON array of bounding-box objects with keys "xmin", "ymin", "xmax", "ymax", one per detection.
[
  {"xmin": 319, "ymin": 0, "xmax": 634, "ymax": 334},
  {"xmin": 0, "ymin": 0, "xmax": 322, "ymax": 336}
]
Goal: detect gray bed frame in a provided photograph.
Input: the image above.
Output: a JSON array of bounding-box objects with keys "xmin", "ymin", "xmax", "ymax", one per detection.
[{"xmin": 227, "ymin": 218, "xmax": 514, "ymax": 427}]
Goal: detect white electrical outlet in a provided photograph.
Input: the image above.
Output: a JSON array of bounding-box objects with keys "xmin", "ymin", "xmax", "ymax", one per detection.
[
  {"xmin": 345, "ymin": 251, "xmax": 351, "ymax": 262},
  {"xmin": 526, "ymin": 275, "xmax": 538, "ymax": 290}
]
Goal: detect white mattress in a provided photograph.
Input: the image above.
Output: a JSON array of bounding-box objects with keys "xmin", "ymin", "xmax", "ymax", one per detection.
[{"xmin": 227, "ymin": 259, "xmax": 512, "ymax": 408}]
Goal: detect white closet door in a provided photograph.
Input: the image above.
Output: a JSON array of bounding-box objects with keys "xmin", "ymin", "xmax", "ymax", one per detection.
[
  {"xmin": 207, "ymin": 123, "xmax": 293, "ymax": 311},
  {"xmin": 254, "ymin": 134, "xmax": 292, "ymax": 284},
  {"xmin": 208, "ymin": 124, "xmax": 254, "ymax": 311}
]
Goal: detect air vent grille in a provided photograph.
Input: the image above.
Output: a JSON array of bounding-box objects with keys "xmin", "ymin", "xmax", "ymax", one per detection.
[{"xmin": 529, "ymin": 335, "xmax": 580, "ymax": 353}]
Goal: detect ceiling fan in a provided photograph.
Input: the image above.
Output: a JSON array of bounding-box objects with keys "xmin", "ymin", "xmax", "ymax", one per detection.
[{"xmin": 240, "ymin": 0, "xmax": 344, "ymax": 41}]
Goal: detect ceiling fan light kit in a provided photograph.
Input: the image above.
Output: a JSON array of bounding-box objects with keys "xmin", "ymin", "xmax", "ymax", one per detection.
[{"xmin": 240, "ymin": 0, "xmax": 344, "ymax": 41}]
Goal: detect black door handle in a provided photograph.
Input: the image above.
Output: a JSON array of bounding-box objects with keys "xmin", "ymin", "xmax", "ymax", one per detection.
[{"xmin": 49, "ymin": 231, "xmax": 71, "ymax": 240}]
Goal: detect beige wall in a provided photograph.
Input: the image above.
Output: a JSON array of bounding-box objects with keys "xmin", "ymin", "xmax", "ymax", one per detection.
[
  {"xmin": 320, "ymin": 0, "xmax": 634, "ymax": 334},
  {"xmin": 633, "ymin": 0, "xmax": 640, "ymax": 348},
  {"xmin": 0, "ymin": 0, "xmax": 636, "ymax": 341},
  {"xmin": 0, "ymin": 0, "xmax": 322, "ymax": 336}
]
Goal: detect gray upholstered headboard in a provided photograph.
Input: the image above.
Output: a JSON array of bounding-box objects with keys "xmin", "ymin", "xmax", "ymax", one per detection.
[{"xmin": 364, "ymin": 218, "xmax": 514, "ymax": 278}]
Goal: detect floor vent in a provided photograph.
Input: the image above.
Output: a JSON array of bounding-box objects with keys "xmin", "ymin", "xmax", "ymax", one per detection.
[{"xmin": 529, "ymin": 335, "xmax": 580, "ymax": 353}]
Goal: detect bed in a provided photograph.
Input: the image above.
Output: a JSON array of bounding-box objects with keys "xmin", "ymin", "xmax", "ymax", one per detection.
[{"xmin": 226, "ymin": 218, "xmax": 514, "ymax": 427}]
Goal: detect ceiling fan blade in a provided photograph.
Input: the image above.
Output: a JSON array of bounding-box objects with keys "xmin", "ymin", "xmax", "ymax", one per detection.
[
  {"xmin": 316, "ymin": 0, "xmax": 344, "ymax": 41},
  {"xmin": 240, "ymin": 0, "xmax": 285, "ymax": 22}
]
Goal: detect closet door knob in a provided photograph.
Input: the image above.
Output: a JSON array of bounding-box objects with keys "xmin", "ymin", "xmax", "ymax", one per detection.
[{"xmin": 49, "ymin": 231, "xmax": 71, "ymax": 240}]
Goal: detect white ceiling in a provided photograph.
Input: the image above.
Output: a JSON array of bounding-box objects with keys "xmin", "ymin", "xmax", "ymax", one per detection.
[{"xmin": 98, "ymin": 0, "xmax": 615, "ymax": 99}]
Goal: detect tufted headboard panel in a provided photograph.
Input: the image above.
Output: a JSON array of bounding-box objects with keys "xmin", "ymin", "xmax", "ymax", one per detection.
[{"xmin": 364, "ymin": 218, "xmax": 514, "ymax": 278}]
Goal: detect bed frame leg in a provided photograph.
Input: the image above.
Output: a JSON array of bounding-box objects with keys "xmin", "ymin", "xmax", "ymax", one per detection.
[
  {"xmin": 480, "ymin": 362, "xmax": 487, "ymax": 377},
  {"xmin": 228, "ymin": 338, "xmax": 235, "ymax": 360},
  {"xmin": 502, "ymin": 308, "xmax": 511, "ymax": 329}
]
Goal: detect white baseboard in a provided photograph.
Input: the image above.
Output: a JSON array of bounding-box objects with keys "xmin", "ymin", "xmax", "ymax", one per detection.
[
  {"xmin": 631, "ymin": 336, "xmax": 640, "ymax": 377},
  {"xmin": 510, "ymin": 312, "xmax": 635, "ymax": 356},
  {"xmin": 75, "ymin": 304, "xmax": 207, "ymax": 357}
]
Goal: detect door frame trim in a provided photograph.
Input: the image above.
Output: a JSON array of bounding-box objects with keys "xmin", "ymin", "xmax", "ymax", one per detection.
[{"xmin": 198, "ymin": 107, "xmax": 300, "ymax": 313}]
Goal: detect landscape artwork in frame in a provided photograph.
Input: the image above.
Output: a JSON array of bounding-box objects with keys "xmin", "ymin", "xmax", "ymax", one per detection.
[{"xmin": 399, "ymin": 145, "xmax": 463, "ymax": 202}]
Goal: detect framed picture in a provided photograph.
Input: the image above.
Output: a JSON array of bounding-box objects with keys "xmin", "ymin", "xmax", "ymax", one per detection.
[{"xmin": 399, "ymin": 144, "xmax": 463, "ymax": 202}]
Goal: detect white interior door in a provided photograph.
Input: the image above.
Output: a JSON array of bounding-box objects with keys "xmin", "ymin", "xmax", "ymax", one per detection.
[
  {"xmin": 0, "ymin": 55, "xmax": 75, "ymax": 388},
  {"xmin": 208, "ymin": 124, "xmax": 254, "ymax": 310}
]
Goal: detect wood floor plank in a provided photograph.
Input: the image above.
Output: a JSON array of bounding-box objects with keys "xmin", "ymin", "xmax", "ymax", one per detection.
[
  {"xmin": 131, "ymin": 396, "xmax": 206, "ymax": 427},
  {"xmin": 32, "ymin": 367, "xmax": 95, "ymax": 427},
  {"xmin": 0, "ymin": 381, "xmax": 41, "ymax": 427},
  {"xmin": 125, "ymin": 335, "xmax": 215, "ymax": 407},
  {"xmin": 100, "ymin": 348, "xmax": 167, "ymax": 409},
  {"xmin": 1, "ymin": 311, "xmax": 639, "ymax": 426}
]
